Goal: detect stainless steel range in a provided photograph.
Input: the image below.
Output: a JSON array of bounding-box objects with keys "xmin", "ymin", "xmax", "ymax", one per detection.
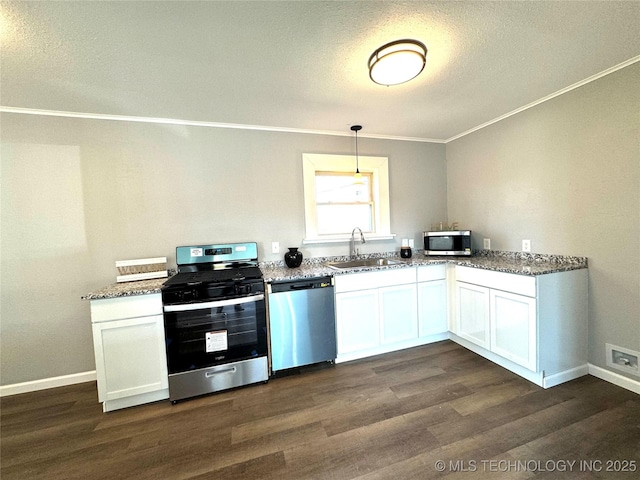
[{"xmin": 161, "ymin": 242, "xmax": 268, "ymax": 403}]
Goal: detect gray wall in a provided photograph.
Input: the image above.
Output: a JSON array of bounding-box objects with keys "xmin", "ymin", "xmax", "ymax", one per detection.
[
  {"xmin": 0, "ymin": 115, "xmax": 446, "ymax": 385},
  {"xmin": 3, "ymin": 63, "xmax": 638, "ymax": 387},
  {"xmin": 447, "ymin": 63, "xmax": 640, "ymax": 378}
]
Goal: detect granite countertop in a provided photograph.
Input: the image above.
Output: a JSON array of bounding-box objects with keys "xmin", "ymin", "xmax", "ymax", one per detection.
[
  {"xmin": 259, "ymin": 255, "xmax": 443, "ymax": 282},
  {"xmin": 83, "ymin": 250, "xmax": 588, "ymax": 300},
  {"xmin": 82, "ymin": 278, "xmax": 166, "ymax": 301},
  {"xmin": 445, "ymin": 253, "xmax": 588, "ymax": 276},
  {"xmin": 260, "ymin": 250, "xmax": 587, "ymax": 282}
]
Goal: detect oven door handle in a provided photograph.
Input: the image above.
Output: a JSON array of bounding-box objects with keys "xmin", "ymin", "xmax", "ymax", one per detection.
[{"xmin": 163, "ymin": 294, "xmax": 265, "ymax": 312}]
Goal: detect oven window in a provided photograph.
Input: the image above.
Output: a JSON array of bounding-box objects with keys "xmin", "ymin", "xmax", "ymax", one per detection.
[{"xmin": 164, "ymin": 299, "xmax": 267, "ymax": 374}]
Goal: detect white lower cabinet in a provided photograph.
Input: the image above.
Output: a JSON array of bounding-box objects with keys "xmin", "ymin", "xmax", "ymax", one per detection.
[
  {"xmin": 335, "ymin": 268, "xmax": 419, "ymax": 362},
  {"xmin": 490, "ymin": 289, "xmax": 536, "ymax": 371},
  {"xmin": 333, "ymin": 261, "xmax": 587, "ymax": 388},
  {"xmin": 380, "ymin": 284, "xmax": 418, "ymax": 344},
  {"xmin": 417, "ymin": 265, "xmax": 448, "ymax": 338},
  {"xmin": 90, "ymin": 293, "xmax": 169, "ymax": 411},
  {"xmin": 455, "ymin": 281, "xmax": 490, "ymax": 349},
  {"xmin": 456, "ymin": 282, "xmax": 536, "ymax": 370},
  {"xmin": 453, "ymin": 265, "xmax": 588, "ymax": 388},
  {"xmin": 335, "ymin": 289, "xmax": 379, "ymax": 354},
  {"xmin": 335, "ymin": 265, "xmax": 450, "ymax": 363}
]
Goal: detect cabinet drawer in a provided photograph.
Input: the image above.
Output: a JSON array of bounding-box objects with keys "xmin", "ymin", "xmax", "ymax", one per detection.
[
  {"xmin": 90, "ymin": 293, "xmax": 162, "ymax": 323},
  {"xmin": 455, "ymin": 266, "xmax": 536, "ymax": 297},
  {"xmin": 334, "ymin": 267, "xmax": 416, "ymax": 293},
  {"xmin": 417, "ymin": 264, "xmax": 446, "ymax": 282}
]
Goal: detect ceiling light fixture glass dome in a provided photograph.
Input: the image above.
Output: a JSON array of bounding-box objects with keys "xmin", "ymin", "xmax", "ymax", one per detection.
[{"xmin": 368, "ymin": 39, "xmax": 427, "ymax": 86}]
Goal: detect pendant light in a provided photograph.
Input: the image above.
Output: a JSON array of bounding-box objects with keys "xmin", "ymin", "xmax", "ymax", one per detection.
[
  {"xmin": 369, "ymin": 39, "xmax": 427, "ymax": 86},
  {"xmin": 350, "ymin": 124, "xmax": 363, "ymax": 183}
]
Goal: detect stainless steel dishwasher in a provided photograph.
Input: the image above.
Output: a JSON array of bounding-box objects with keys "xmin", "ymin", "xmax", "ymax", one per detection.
[{"xmin": 267, "ymin": 276, "xmax": 336, "ymax": 373}]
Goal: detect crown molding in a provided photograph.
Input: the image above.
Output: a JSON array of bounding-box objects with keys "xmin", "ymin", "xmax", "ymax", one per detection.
[
  {"xmin": 0, "ymin": 106, "xmax": 445, "ymax": 144},
  {"xmin": 3, "ymin": 55, "xmax": 637, "ymax": 145},
  {"xmin": 445, "ymin": 55, "xmax": 640, "ymax": 143}
]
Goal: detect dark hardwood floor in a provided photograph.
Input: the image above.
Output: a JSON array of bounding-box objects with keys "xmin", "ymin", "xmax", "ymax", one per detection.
[{"xmin": 2, "ymin": 341, "xmax": 639, "ymax": 479}]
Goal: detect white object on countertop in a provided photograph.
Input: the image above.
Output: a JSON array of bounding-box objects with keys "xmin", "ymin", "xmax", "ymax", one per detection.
[{"xmin": 115, "ymin": 257, "xmax": 168, "ymax": 283}]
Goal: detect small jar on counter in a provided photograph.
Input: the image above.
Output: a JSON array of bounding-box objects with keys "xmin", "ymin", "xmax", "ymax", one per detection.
[{"xmin": 400, "ymin": 239, "xmax": 412, "ymax": 259}]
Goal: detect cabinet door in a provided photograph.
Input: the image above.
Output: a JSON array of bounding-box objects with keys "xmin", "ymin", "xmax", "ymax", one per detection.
[
  {"xmin": 335, "ymin": 290, "xmax": 379, "ymax": 354},
  {"xmin": 380, "ymin": 284, "xmax": 418, "ymax": 344},
  {"xmin": 490, "ymin": 290, "xmax": 537, "ymax": 370},
  {"xmin": 456, "ymin": 281, "xmax": 490, "ymax": 349},
  {"xmin": 418, "ymin": 280, "xmax": 448, "ymax": 337},
  {"xmin": 92, "ymin": 314, "xmax": 169, "ymax": 402}
]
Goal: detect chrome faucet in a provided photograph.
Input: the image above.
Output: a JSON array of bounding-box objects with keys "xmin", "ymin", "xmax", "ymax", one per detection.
[{"xmin": 350, "ymin": 227, "xmax": 366, "ymax": 258}]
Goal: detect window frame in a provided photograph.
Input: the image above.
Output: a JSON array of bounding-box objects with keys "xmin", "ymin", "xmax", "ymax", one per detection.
[{"xmin": 302, "ymin": 153, "xmax": 393, "ymax": 244}]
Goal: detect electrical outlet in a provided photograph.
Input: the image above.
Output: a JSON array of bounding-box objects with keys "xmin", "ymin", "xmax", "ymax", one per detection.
[
  {"xmin": 522, "ymin": 239, "xmax": 531, "ymax": 252},
  {"xmin": 271, "ymin": 242, "xmax": 280, "ymax": 254},
  {"xmin": 483, "ymin": 238, "xmax": 491, "ymax": 250}
]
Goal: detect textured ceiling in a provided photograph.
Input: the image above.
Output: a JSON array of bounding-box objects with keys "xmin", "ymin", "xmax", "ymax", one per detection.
[{"xmin": 1, "ymin": 1, "xmax": 639, "ymax": 141}]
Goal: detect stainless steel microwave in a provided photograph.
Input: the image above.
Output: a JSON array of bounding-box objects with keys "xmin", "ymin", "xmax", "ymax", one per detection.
[{"xmin": 424, "ymin": 230, "xmax": 472, "ymax": 256}]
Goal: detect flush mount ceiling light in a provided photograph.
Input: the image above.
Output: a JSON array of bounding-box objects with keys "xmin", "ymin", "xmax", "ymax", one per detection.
[{"xmin": 368, "ymin": 39, "xmax": 427, "ymax": 86}]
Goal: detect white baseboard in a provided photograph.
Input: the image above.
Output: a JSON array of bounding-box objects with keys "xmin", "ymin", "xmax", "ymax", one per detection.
[
  {"xmin": 449, "ymin": 333, "xmax": 545, "ymax": 387},
  {"xmin": 588, "ymin": 363, "xmax": 640, "ymax": 395},
  {"xmin": 335, "ymin": 332, "xmax": 449, "ymax": 364},
  {"xmin": 2, "ymin": 362, "xmax": 638, "ymax": 398},
  {"xmin": 0, "ymin": 371, "xmax": 97, "ymax": 397},
  {"xmin": 102, "ymin": 388, "xmax": 169, "ymax": 412},
  {"xmin": 543, "ymin": 365, "xmax": 589, "ymax": 388},
  {"xmin": 450, "ymin": 335, "xmax": 639, "ymax": 395}
]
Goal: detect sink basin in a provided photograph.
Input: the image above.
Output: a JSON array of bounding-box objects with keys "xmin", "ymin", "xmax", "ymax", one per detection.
[{"xmin": 325, "ymin": 258, "xmax": 404, "ymax": 270}]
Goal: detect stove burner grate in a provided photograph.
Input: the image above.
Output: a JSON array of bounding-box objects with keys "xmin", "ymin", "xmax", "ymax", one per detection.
[{"xmin": 163, "ymin": 266, "xmax": 263, "ymax": 287}]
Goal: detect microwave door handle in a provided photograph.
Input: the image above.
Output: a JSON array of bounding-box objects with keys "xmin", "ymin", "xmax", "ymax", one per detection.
[{"xmin": 163, "ymin": 294, "xmax": 264, "ymax": 313}]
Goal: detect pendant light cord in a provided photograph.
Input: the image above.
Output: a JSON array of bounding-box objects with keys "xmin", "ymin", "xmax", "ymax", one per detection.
[
  {"xmin": 355, "ymin": 129, "xmax": 359, "ymax": 174},
  {"xmin": 351, "ymin": 125, "xmax": 362, "ymax": 174}
]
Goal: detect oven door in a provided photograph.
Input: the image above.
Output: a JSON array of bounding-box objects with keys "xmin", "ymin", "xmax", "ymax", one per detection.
[{"xmin": 163, "ymin": 294, "xmax": 267, "ymax": 375}]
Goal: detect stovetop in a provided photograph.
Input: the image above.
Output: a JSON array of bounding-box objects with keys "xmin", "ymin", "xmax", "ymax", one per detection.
[{"xmin": 163, "ymin": 266, "xmax": 263, "ymax": 288}]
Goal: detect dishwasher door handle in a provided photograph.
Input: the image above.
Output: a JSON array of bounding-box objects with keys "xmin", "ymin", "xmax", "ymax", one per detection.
[{"xmin": 289, "ymin": 283, "xmax": 315, "ymax": 290}]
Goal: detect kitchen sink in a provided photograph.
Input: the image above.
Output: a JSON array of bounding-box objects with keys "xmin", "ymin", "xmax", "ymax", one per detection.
[{"xmin": 325, "ymin": 258, "xmax": 405, "ymax": 270}]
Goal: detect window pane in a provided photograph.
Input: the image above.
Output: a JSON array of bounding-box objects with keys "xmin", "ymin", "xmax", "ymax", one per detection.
[
  {"xmin": 315, "ymin": 174, "xmax": 371, "ymax": 203},
  {"xmin": 316, "ymin": 204, "xmax": 373, "ymax": 235}
]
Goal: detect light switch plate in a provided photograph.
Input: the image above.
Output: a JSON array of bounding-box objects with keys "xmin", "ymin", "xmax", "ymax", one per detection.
[
  {"xmin": 522, "ymin": 239, "xmax": 531, "ymax": 252},
  {"xmin": 483, "ymin": 238, "xmax": 491, "ymax": 250},
  {"xmin": 271, "ymin": 242, "xmax": 280, "ymax": 254}
]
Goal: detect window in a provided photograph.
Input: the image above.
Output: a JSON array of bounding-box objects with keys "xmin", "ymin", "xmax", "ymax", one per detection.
[
  {"xmin": 302, "ymin": 153, "xmax": 392, "ymax": 243},
  {"xmin": 315, "ymin": 171, "xmax": 374, "ymax": 234}
]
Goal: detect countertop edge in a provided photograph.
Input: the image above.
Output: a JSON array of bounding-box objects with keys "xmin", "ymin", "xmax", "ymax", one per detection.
[
  {"xmin": 261, "ymin": 256, "xmax": 587, "ymax": 282},
  {"xmin": 84, "ymin": 251, "xmax": 588, "ymax": 299}
]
